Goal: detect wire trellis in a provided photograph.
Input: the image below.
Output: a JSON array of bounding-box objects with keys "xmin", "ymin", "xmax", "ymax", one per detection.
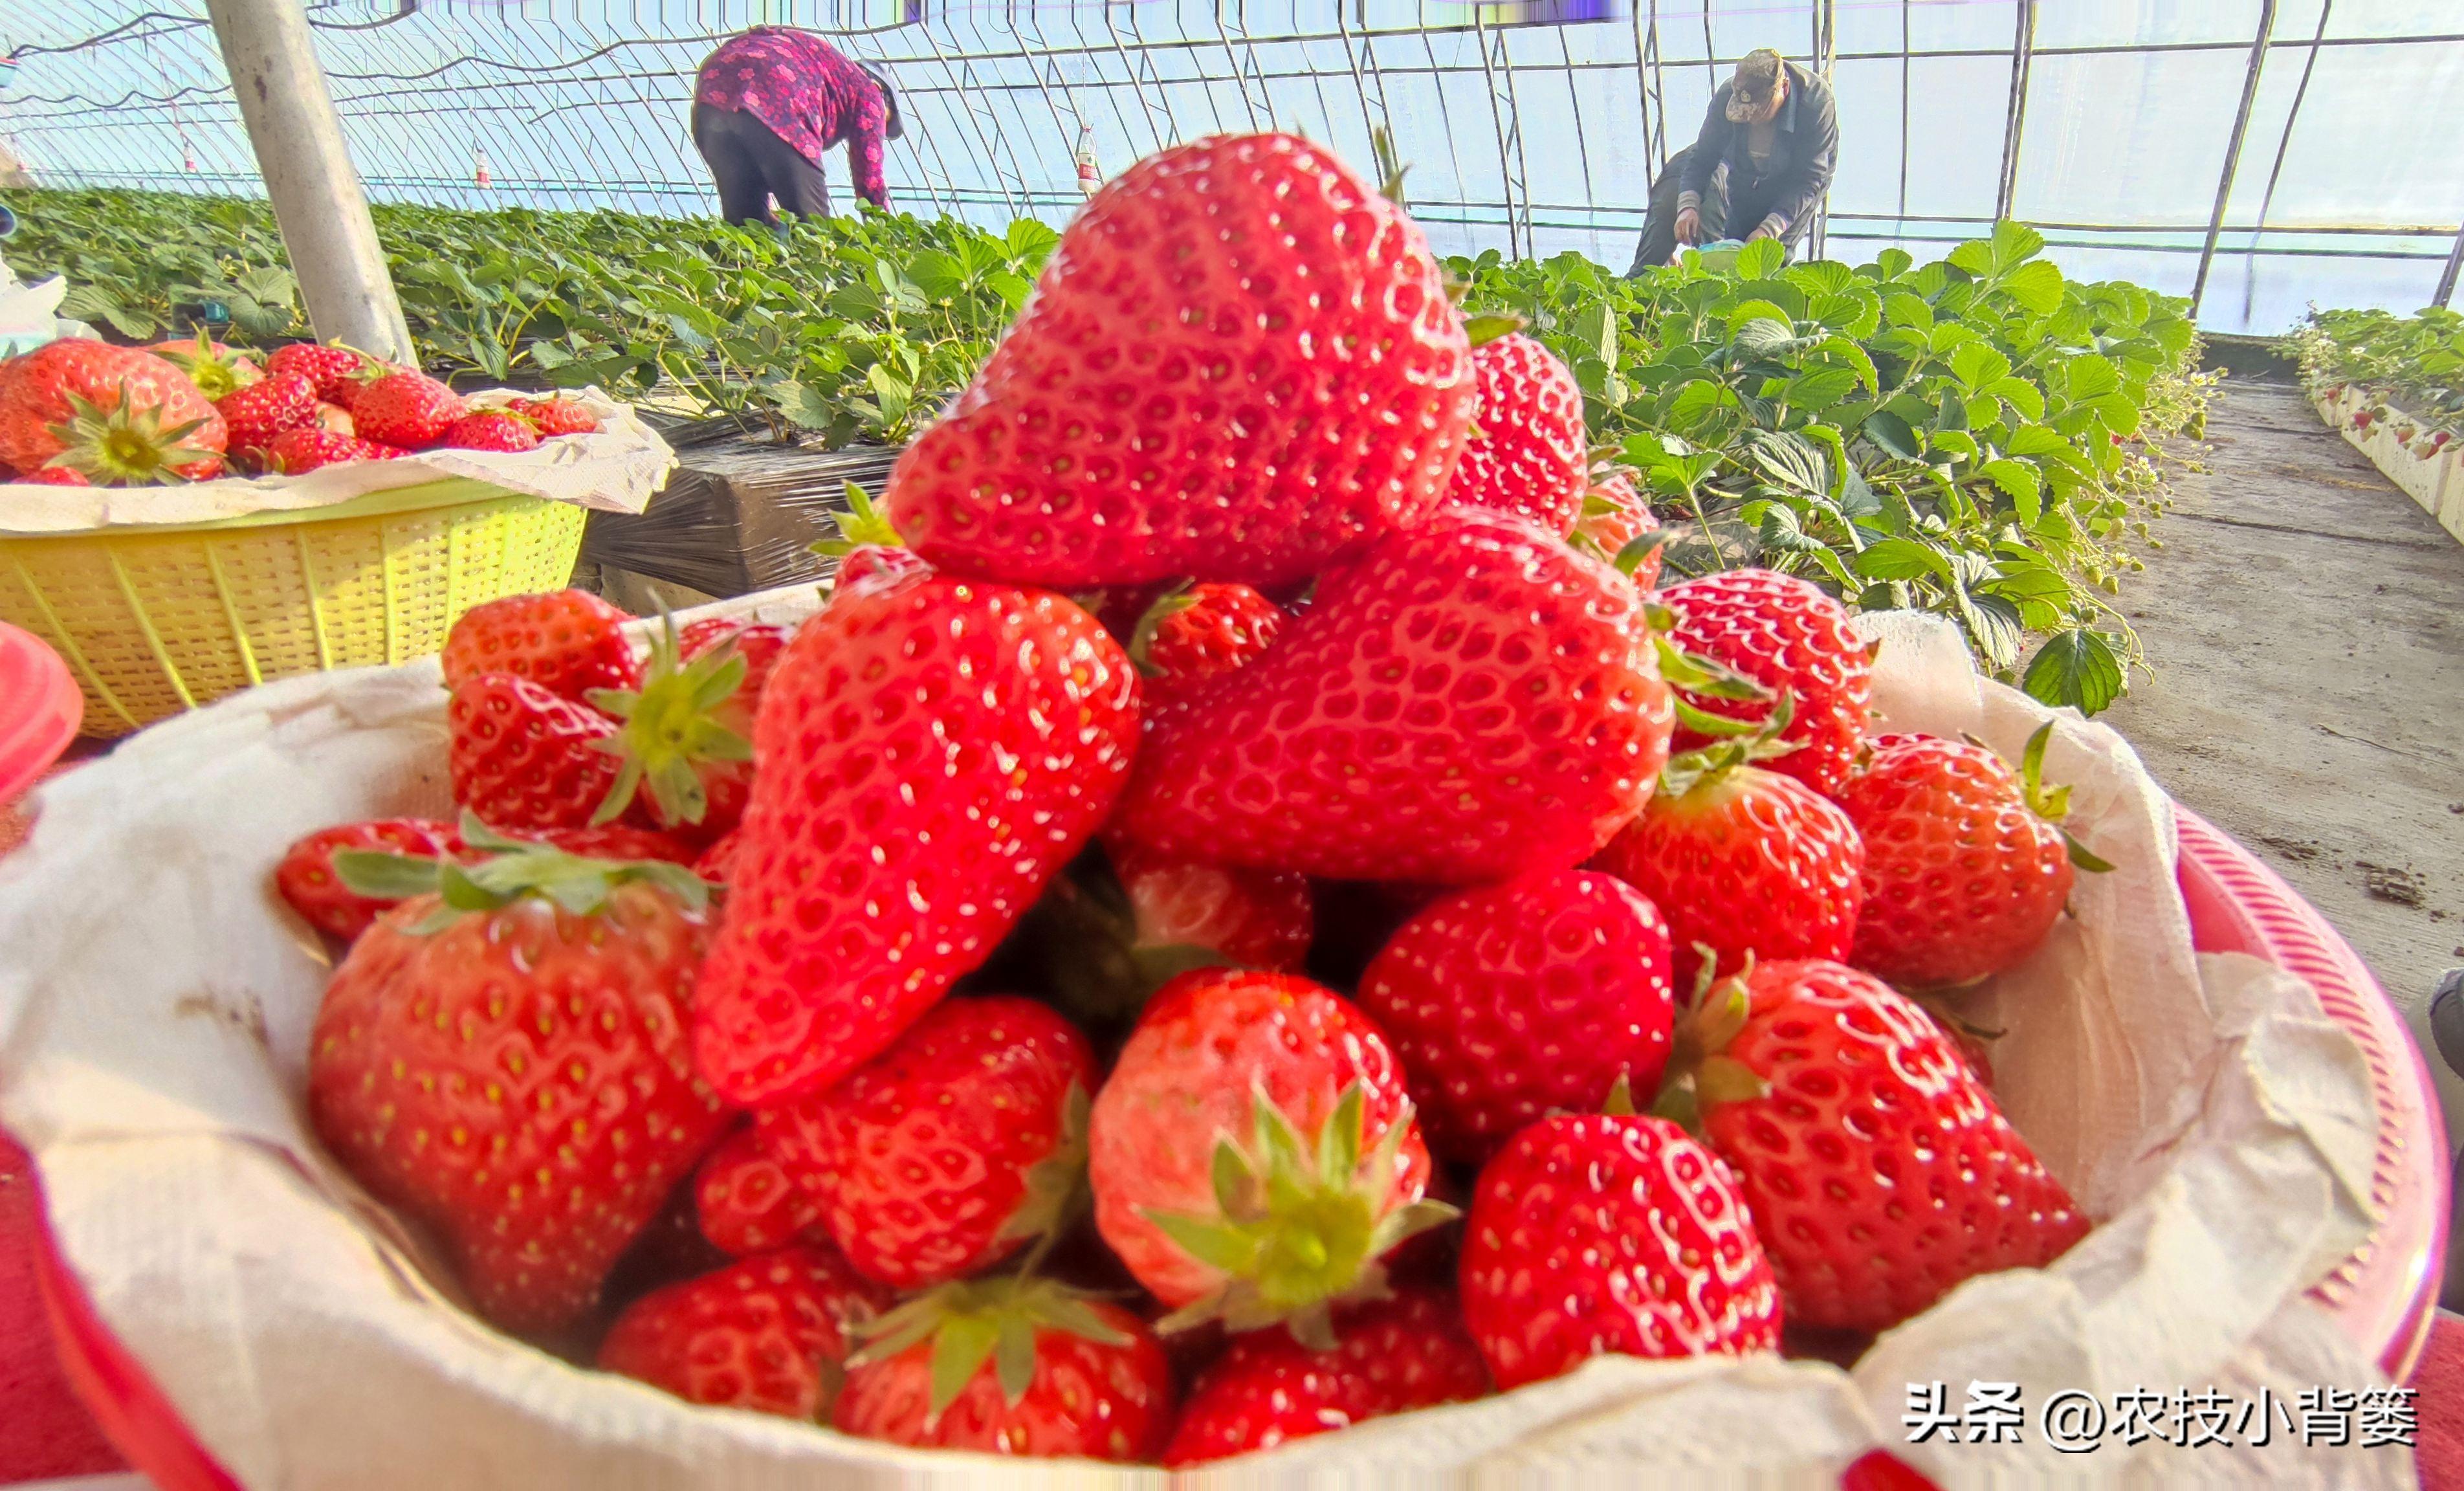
[{"xmin": 2, "ymin": 0, "xmax": 2461, "ymax": 331}]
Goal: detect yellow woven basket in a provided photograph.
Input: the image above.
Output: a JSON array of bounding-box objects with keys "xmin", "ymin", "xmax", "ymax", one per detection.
[{"xmin": 0, "ymin": 479, "xmax": 585, "ymax": 738}]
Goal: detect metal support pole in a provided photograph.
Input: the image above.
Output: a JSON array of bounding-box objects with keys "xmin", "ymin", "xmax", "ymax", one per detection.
[
  {"xmin": 2188, "ymin": 0, "xmax": 2278, "ymax": 320},
  {"xmin": 2243, "ymin": 0, "xmax": 2332, "ymax": 325},
  {"xmin": 1810, "ymin": 0, "xmax": 1836, "ymax": 260},
  {"xmin": 1993, "ymin": 0, "xmax": 2036, "ymax": 223},
  {"xmin": 2436, "ymin": 225, "xmax": 2464, "ymax": 308},
  {"xmin": 203, "ymin": 0, "xmax": 413, "ymax": 362}
]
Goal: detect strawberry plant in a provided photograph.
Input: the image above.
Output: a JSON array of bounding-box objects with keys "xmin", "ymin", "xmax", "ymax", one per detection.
[
  {"xmin": 2294, "ymin": 304, "xmax": 2464, "ymax": 439},
  {"xmin": 6, "ymin": 187, "xmax": 2210, "ymax": 709},
  {"xmin": 3, "ymin": 187, "xmax": 1053, "ymax": 447},
  {"xmin": 1449, "ymin": 223, "xmax": 2211, "ymax": 714}
]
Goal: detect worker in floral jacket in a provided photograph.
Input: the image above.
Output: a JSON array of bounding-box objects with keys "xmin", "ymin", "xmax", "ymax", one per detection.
[
  {"xmin": 692, "ymin": 28, "xmax": 903, "ymax": 226},
  {"xmin": 1629, "ymin": 49, "xmax": 1838, "ymax": 273}
]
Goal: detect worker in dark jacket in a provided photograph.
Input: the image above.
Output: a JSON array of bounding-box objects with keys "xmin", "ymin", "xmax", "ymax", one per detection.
[
  {"xmin": 1629, "ymin": 49, "xmax": 1838, "ymax": 273},
  {"xmin": 692, "ymin": 28, "xmax": 903, "ymax": 226}
]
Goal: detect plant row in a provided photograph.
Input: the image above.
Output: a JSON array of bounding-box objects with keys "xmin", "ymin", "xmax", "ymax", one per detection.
[
  {"xmin": 3, "ymin": 190, "xmax": 2207, "ymax": 712},
  {"xmin": 2294, "ymin": 305, "xmax": 2462, "ymax": 454}
]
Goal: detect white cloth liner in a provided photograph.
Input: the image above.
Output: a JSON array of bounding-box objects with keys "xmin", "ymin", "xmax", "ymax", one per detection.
[
  {"xmin": 0, "ymin": 386, "xmax": 674, "ymax": 534},
  {"xmin": 0, "ymin": 598, "xmax": 2410, "ymax": 1488}
]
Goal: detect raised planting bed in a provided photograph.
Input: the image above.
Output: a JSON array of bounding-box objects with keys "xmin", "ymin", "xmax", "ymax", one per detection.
[
  {"xmin": 578, "ymin": 421, "xmax": 900, "ymax": 601},
  {"xmin": 2306, "ymin": 384, "xmax": 2464, "ymax": 544}
]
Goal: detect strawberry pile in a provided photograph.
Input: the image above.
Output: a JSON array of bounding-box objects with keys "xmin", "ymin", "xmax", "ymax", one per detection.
[
  {"xmin": 0, "ymin": 329, "xmax": 600, "ymax": 486},
  {"xmin": 278, "ymin": 131, "xmax": 2107, "ymax": 1465}
]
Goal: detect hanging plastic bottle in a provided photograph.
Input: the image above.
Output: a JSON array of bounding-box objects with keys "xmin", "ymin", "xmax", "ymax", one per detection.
[
  {"xmin": 1074, "ymin": 123, "xmax": 1100, "ymax": 198},
  {"xmin": 474, "ymin": 147, "xmax": 493, "ymax": 189},
  {"xmin": 181, "ymin": 140, "xmax": 197, "ymax": 173}
]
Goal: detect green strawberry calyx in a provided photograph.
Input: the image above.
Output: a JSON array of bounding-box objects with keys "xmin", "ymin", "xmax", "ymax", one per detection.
[
  {"xmin": 2017, "ymin": 720, "xmax": 2116, "ymax": 874},
  {"xmin": 1143, "ymin": 1081, "xmax": 1455, "ymax": 1350},
  {"xmin": 586, "ymin": 611, "xmax": 752, "ymax": 829},
  {"xmin": 1653, "ymin": 685, "xmax": 1802, "ymax": 802},
  {"xmin": 44, "ymin": 381, "xmax": 219, "ymax": 486},
  {"xmin": 1650, "ymin": 951, "xmax": 1774, "ymax": 1131},
  {"xmin": 846, "ymin": 1274, "xmax": 1128, "ymax": 1419},
  {"xmin": 1124, "ymin": 579, "xmax": 1199, "ymax": 678},
  {"xmin": 993, "ymin": 1081, "xmax": 1092, "ymax": 1252},
  {"xmin": 808, "ymin": 480, "xmax": 905, "ymax": 559},
  {"xmin": 333, "ymin": 812, "xmax": 711, "ymax": 934},
  {"xmin": 155, "ymin": 328, "xmax": 258, "ymax": 401},
  {"xmin": 1460, "ymin": 311, "xmax": 1526, "ymax": 348}
]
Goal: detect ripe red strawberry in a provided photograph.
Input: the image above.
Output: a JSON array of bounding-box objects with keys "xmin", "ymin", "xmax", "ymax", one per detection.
[
  {"xmin": 1112, "ymin": 842, "xmax": 1312, "ymax": 973},
  {"xmin": 0, "ymin": 340, "xmax": 226, "ymax": 484},
  {"xmin": 1590, "ymin": 747, "xmax": 1863, "ymax": 986},
  {"xmin": 694, "ymin": 1127, "xmax": 830, "ymax": 1256},
  {"xmin": 215, "ymin": 369, "xmax": 317, "ymax": 453},
  {"xmin": 598, "ymin": 1246, "xmax": 887, "ymax": 1419},
  {"xmin": 586, "ymin": 614, "xmax": 782, "ymax": 841},
  {"xmin": 690, "ymin": 569, "xmax": 1138, "ymax": 1106},
  {"xmin": 1835, "ymin": 729, "xmax": 2087, "ymax": 988},
  {"xmin": 681, "ymin": 619, "xmax": 792, "ymax": 712},
  {"xmin": 510, "ymin": 395, "xmax": 601, "ymax": 436},
  {"xmin": 762, "ymin": 996, "xmax": 1095, "ymax": 1289},
  {"xmin": 305, "ymin": 841, "xmax": 732, "ymax": 1332},
  {"xmin": 883, "ymin": 131, "xmax": 1475, "ymax": 590},
  {"xmin": 1110, "ymin": 507, "xmax": 1671, "ymax": 884},
  {"xmin": 1163, "ymin": 1287, "xmax": 1489, "ymax": 1466},
  {"xmin": 1673, "ymin": 958, "xmax": 2090, "ymax": 1332},
  {"xmin": 811, "ymin": 481, "xmax": 928, "ymax": 595},
  {"xmin": 265, "ymin": 342, "xmax": 375, "ymax": 403},
  {"xmin": 10, "ymin": 466, "xmax": 88, "ymax": 486},
  {"xmin": 692, "ymin": 830, "xmax": 742, "ymax": 887},
  {"xmin": 1126, "ymin": 580, "xmax": 1285, "ymax": 709},
  {"xmin": 834, "ymin": 543, "xmax": 929, "ymax": 593},
  {"xmin": 1572, "ymin": 469, "xmax": 1664, "ymax": 589},
  {"xmin": 146, "ymin": 330, "xmax": 260, "ymax": 401},
  {"xmin": 448, "ymin": 672, "xmax": 626, "ymax": 832},
  {"xmin": 1658, "ymin": 569, "xmax": 1872, "ymax": 795},
  {"xmin": 351, "ymin": 370, "xmax": 466, "ymax": 448},
  {"xmin": 275, "ymin": 817, "xmax": 465, "ymax": 940},
  {"xmin": 1087, "ymin": 967, "xmax": 1448, "ymax": 1341},
  {"xmin": 440, "ymin": 589, "xmax": 641, "ymax": 700},
  {"xmin": 263, "ymin": 427, "xmax": 403, "ymax": 474},
  {"xmin": 530, "ymin": 823, "xmax": 697, "ymax": 863},
  {"xmin": 272, "ymin": 816, "xmax": 697, "ymax": 943},
  {"xmin": 833, "ymin": 1277, "xmax": 1172, "ymax": 1461},
  {"xmin": 1458, "ymin": 1110, "xmax": 1781, "ymax": 1389},
  {"xmin": 677, "ymin": 617, "xmax": 793, "ymax": 679},
  {"xmin": 1446, "ymin": 331, "xmax": 1588, "ymax": 532},
  {"xmin": 439, "ymin": 410, "xmax": 542, "ymax": 453},
  {"xmin": 1356, "ymin": 868, "xmax": 1674, "ymax": 1165}
]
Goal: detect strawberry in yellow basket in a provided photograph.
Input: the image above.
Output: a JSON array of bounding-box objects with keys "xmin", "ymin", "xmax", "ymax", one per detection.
[{"xmin": 307, "ymin": 821, "xmax": 734, "ymax": 1333}]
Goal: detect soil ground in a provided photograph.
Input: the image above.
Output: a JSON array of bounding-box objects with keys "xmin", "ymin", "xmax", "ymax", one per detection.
[{"xmin": 2105, "ymin": 377, "xmax": 2464, "ymax": 1135}]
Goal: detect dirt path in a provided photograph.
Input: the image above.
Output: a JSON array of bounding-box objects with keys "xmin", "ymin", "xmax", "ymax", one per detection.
[{"xmin": 2105, "ymin": 377, "xmax": 2464, "ymax": 1128}]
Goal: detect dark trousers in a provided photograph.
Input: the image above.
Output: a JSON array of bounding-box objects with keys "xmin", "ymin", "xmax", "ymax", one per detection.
[
  {"xmin": 692, "ymin": 102, "xmax": 833, "ymax": 226},
  {"xmin": 1629, "ymin": 147, "xmax": 1731, "ymax": 276}
]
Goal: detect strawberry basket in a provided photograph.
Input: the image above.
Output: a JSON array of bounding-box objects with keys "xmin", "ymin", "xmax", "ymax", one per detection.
[
  {"xmin": 0, "ymin": 387, "xmax": 672, "ymax": 738},
  {"xmin": 0, "ymin": 590, "xmax": 2436, "ymax": 1488}
]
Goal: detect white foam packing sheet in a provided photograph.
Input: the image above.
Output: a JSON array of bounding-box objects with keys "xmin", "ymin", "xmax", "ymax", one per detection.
[{"xmin": 0, "ymin": 597, "xmax": 2412, "ymax": 1488}]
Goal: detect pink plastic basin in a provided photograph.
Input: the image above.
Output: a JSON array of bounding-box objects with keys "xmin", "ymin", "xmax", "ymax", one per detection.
[
  {"xmin": 29, "ymin": 808, "xmax": 2454, "ymax": 1490},
  {"xmin": 0, "ymin": 623, "xmax": 79, "ymax": 808}
]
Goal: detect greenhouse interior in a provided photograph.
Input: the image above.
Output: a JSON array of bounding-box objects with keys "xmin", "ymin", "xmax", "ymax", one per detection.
[{"xmin": 0, "ymin": 1, "xmax": 2458, "ymax": 1486}]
